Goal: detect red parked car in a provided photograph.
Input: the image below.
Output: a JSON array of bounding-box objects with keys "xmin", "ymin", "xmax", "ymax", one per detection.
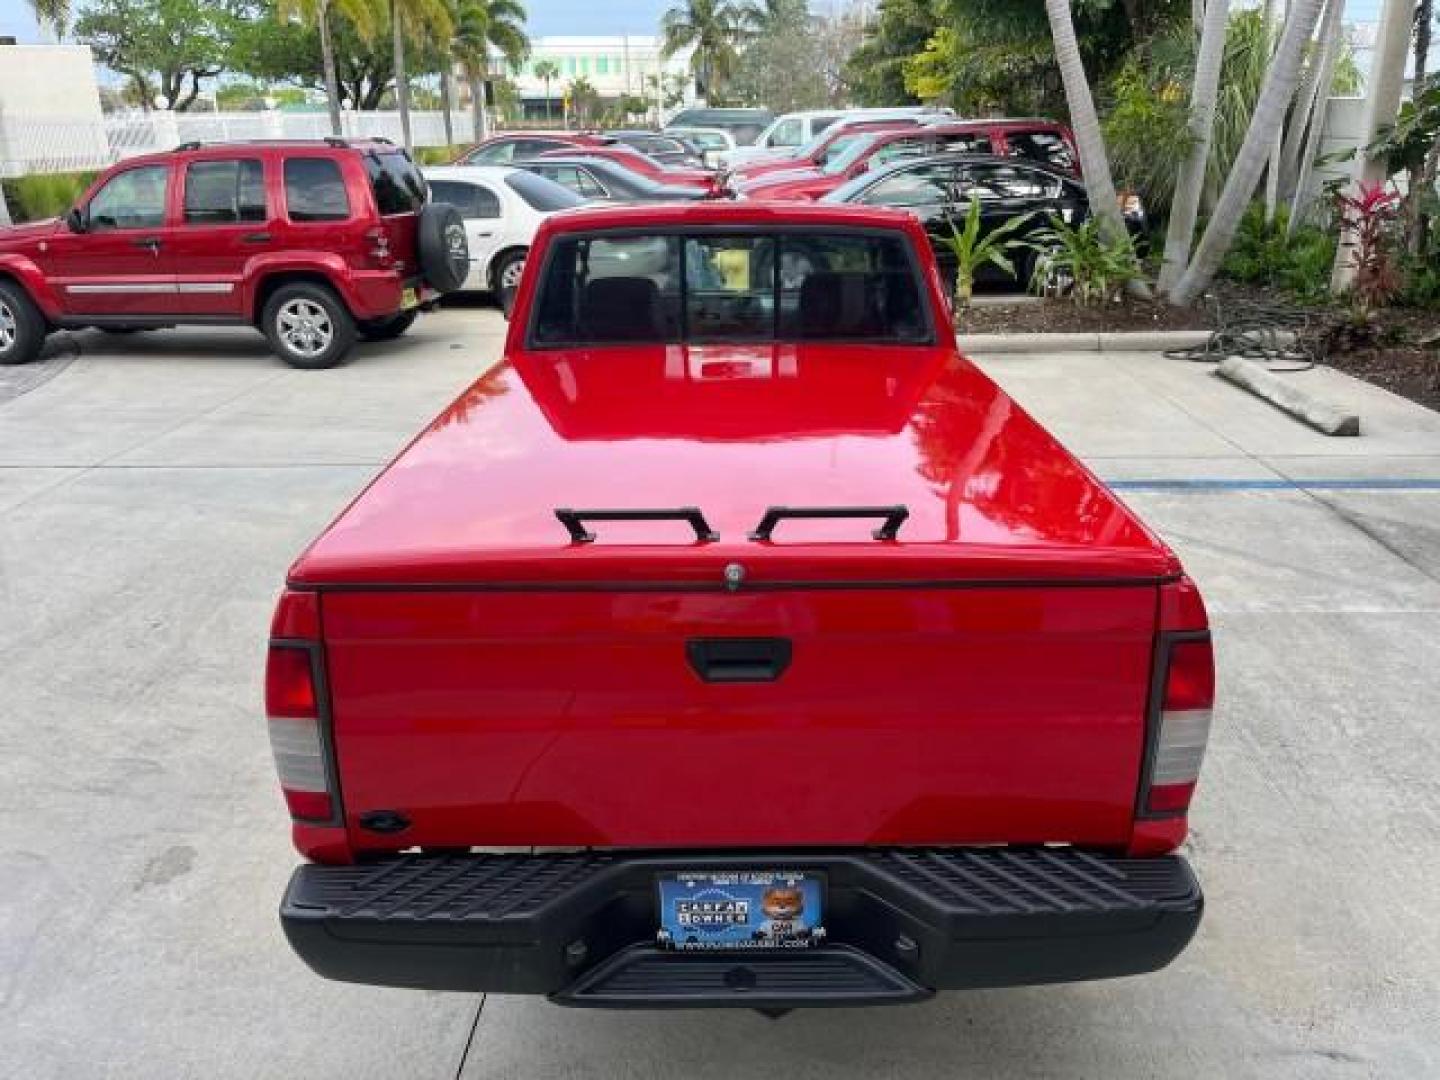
[
  {"xmin": 454, "ymin": 131, "xmax": 612, "ymax": 166},
  {"xmin": 728, "ymin": 117, "xmax": 922, "ymax": 182},
  {"xmin": 530, "ymin": 145, "xmax": 719, "ymax": 193},
  {"xmin": 270, "ymin": 201, "xmax": 1212, "ymax": 1009},
  {"xmin": 738, "ymin": 119, "xmax": 1080, "ymax": 201},
  {"xmin": 0, "ymin": 139, "xmax": 469, "ymax": 368}
]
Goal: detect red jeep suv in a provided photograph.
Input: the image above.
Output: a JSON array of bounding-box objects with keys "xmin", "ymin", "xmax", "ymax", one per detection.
[{"xmin": 0, "ymin": 139, "xmax": 469, "ymax": 369}]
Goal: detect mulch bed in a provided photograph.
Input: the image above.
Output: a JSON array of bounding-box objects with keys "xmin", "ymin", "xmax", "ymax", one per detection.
[{"xmin": 958, "ymin": 282, "xmax": 1440, "ymax": 414}]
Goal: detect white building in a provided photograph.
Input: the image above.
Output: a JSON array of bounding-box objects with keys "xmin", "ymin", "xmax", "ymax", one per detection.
[
  {"xmin": 504, "ymin": 36, "xmax": 696, "ymax": 120},
  {"xmin": 0, "ymin": 44, "xmax": 109, "ymax": 177}
]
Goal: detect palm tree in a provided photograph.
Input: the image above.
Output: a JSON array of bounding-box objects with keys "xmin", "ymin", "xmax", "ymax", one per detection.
[
  {"xmin": 660, "ymin": 0, "xmax": 748, "ymax": 104},
  {"xmin": 1159, "ymin": 0, "xmax": 1231, "ymax": 295},
  {"xmin": 534, "ymin": 59, "xmax": 560, "ymax": 121},
  {"xmin": 390, "ymin": 0, "xmax": 454, "ymax": 149},
  {"xmin": 1170, "ymin": 0, "xmax": 1326, "ymax": 305},
  {"xmin": 279, "ymin": 0, "xmax": 378, "ymax": 137},
  {"xmin": 27, "ymin": 0, "xmax": 69, "ymax": 39},
  {"xmin": 451, "ymin": 0, "xmax": 529, "ymax": 143},
  {"xmin": 567, "ymin": 76, "xmax": 599, "ymax": 125},
  {"xmin": 1042, "ymin": 0, "xmax": 1148, "ymax": 296}
]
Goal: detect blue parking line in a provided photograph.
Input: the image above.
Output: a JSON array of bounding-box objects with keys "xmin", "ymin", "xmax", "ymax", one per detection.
[{"xmin": 1104, "ymin": 478, "xmax": 1440, "ymax": 491}]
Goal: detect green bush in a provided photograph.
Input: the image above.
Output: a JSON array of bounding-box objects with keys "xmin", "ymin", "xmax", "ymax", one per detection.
[
  {"xmin": 2, "ymin": 172, "xmax": 97, "ymax": 223},
  {"xmin": 1221, "ymin": 202, "xmax": 1336, "ymax": 304},
  {"xmin": 413, "ymin": 145, "xmax": 470, "ymax": 166},
  {"xmin": 1029, "ymin": 215, "xmax": 1140, "ymax": 307}
]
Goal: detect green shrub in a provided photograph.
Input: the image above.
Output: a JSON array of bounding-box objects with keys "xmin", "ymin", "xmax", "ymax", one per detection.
[
  {"xmin": 413, "ymin": 145, "xmax": 469, "ymax": 166},
  {"xmin": 2, "ymin": 172, "xmax": 97, "ymax": 223},
  {"xmin": 1028, "ymin": 215, "xmax": 1140, "ymax": 307},
  {"xmin": 1221, "ymin": 202, "xmax": 1335, "ymax": 304}
]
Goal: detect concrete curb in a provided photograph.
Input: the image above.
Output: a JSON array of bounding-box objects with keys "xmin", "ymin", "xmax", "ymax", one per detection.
[
  {"xmin": 956, "ymin": 330, "xmax": 1214, "ymax": 353},
  {"xmin": 1215, "ymin": 356, "xmax": 1360, "ymax": 436}
]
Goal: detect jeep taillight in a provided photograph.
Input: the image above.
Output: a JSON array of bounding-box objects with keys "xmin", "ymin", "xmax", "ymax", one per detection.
[
  {"xmin": 364, "ymin": 226, "xmax": 393, "ymax": 268},
  {"xmin": 1144, "ymin": 636, "xmax": 1215, "ymax": 816},
  {"xmin": 266, "ymin": 591, "xmax": 335, "ymax": 822}
]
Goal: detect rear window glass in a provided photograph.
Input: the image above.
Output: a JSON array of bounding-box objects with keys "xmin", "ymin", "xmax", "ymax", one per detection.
[
  {"xmin": 284, "ymin": 158, "xmax": 350, "ymax": 222},
  {"xmin": 428, "ymin": 179, "xmax": 500, "ymax": 218},
  {"xmin": 505, "ymin": 170, "xmax": 587, "ymax": 211},
  {"xmin": 531, "ymin": 231, "xmax": 929, "ymax": 347},
  {"xmin": 365, "ymin": 151, "xmax": 427, "ymax": 214},
  {"xmin": 184, "ymin": 159, "xmax": 266, "ymax": 224}
]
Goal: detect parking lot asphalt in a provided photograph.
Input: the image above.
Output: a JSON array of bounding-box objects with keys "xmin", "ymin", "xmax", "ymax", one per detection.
[{"xmin": 2, "ymin": 309, "xmax": 1437, "ymax": 1078}]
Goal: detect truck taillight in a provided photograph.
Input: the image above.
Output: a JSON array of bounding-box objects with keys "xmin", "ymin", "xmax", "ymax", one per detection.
[
  {"xmin": 266, "ymin": 591, "xmax": 335, "ymax": 822},
  {"xmin": 1144, "ymin": 637, "xmax": 1214, "ymax": 816}
]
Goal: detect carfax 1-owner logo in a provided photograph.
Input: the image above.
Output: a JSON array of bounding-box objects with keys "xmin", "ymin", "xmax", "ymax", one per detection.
[{"xmin": 657, "ymin": 871, "xmax": 825, "ymax": 950}]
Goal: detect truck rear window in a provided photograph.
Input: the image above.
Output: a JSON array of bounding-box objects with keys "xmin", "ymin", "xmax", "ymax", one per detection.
[
  {"xmin": 530, "ymin": 231, "xmax": 930, "ymax": 347},
  {"xmin": 365, "ymin": 151, "xmax": 427, "ymax": 215}
]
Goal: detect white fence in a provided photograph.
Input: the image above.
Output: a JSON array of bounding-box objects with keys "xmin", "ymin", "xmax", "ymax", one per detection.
[{"xmin": 0, "ymin": 109, "xmax": 460, "ymax": 178}]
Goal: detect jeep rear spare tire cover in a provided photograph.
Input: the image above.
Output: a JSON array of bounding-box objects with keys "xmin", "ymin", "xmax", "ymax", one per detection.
[{"xmin": 417, "ymin": 203, "xmax": 470, "ymax": 294}]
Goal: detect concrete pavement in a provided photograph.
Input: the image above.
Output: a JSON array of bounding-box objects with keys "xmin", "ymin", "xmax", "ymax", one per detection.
[{"xmin": 2, "ymin": 315, "xmax": 1438, "ymax": 1077}]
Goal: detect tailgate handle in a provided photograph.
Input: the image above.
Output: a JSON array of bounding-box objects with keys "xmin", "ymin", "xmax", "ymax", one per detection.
[
  {"xmin": 687, "ymin": 638, "xmax": 792, "ymax": 683},
  {"xmin": 555, "ymin": 507, "xmax": 719, "ymax": 545},
  {"xmin": 749, "ymin": 505, "xmax": 909, "ymax": 542}
]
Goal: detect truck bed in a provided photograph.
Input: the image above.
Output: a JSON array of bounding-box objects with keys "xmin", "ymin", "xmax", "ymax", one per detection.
[{"xmin": 290, "ymin": 344, "xmax": 1178, "ymax": 856}]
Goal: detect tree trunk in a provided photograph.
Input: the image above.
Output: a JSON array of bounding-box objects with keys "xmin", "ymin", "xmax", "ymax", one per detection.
[
  {"xmin": 1043, "ymin": 0, "xmax": 1150, "ymax": 297},
  {"xmin": 1280, "ymin": 0, "xmax": 1341, "ymax": 197},
  {"xmin": 1405, "ymin": 0, "xmax": 1433, "ymax": 253},
  {"xmin": 391, "ymin": 0, "xmax": 412, "ymax": 149},
  {"xmin": 1160, "ymin": 0, "xmax": 1230, "ymax": 295},
  {"xmin": 0, "ymin": 187, "xmax": 12, "ymax": 228},
  {"xmin": 1330, "ymin": 0, "xmax": 1418, "ymax": 292},
  {"xmin": 440, "ymin": 66, "xmax": 454, "ymax": 147},
  {"xmin": 475, "ymin": 72, "xmax": 492, "ymax": 140},
  {"xmin": 1169, "ymin": 0, "xmax": 1326, "ymax": 305},
  {"xmin": 1288, "ymin": 0, "xmax": 1346, "ymax": 233},
  {"xmin": 1263, "ymin": 0, "xmax": 1287, "ymax": 223},
  {"xmin": 316, "ymin": 0, "xmax": 343, "ymax": 136},
  {"xmin": 478, "ymin": 75, "xmax": 491, "ymax": 141}
]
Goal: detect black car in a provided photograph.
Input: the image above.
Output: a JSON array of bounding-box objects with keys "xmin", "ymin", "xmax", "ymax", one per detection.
[
  {"xmin": 603, "ymin": 130, "xmax": 707, "ymax": 168},
  {"xmin": 517, "ymin": 155, "xmax": 707, "ymax": 203},
  {"xmin": 823, "ymin": 153, "xmax": 1141, "ymax": 289}
]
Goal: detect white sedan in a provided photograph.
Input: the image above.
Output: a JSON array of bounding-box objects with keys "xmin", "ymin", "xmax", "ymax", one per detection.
[{"xmin": 423, "ymin": 165, "xmax": 586, "ymax": 308}]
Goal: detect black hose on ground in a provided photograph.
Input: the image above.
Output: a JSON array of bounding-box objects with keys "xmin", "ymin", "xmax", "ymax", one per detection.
[{"xmin": 1163, "ymin": 295, "xmax": 1318, "ymax": 372}]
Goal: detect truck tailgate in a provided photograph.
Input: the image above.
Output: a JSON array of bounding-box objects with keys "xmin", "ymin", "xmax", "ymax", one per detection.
[{"xmin": 323, "ymin": 582, "xmax": 1156, "ymax": 853}]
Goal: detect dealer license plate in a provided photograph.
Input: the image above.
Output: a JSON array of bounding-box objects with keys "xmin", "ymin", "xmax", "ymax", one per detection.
[{"xmin": 657, "ymin": 870, "xmax": 825, "ymax": 951}]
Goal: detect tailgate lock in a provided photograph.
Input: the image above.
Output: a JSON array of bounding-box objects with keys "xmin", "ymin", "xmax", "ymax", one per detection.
[{"xmin": 724, "ymin": 562, "xmax": 746, "ymax": 592}]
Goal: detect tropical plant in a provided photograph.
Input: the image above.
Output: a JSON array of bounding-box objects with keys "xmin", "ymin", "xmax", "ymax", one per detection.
[
  {"xmin": 1333, "ymin": 182, "xmax": 1403, "ymax": 314},
  {"xmin": 566, "ymin": 76, "xmax": 599, "ymax": 125},
  {"xmin": 659, "ymin": 0, "xmax": 750, "ymax": 103},
  {"xmin": 1367, "ymin": 74, "xmax": 1440, "ymax": 256},
  {"xmin": 730, "ymin": 0, "xmax": 834, "ymax": 110},
  {"xmin": 0, "ymin": 171, "xmax": 97, "ymax": 223},
  {"xmin": 1157, "ymin": 0, "xmax": 1227, "ymax": 295},
  {"xmin": 451, "ymin": 0, "xmax": 529, "ymax": 143},
  {"xmin": 277, "ymin": 0, "xmax": 378, "ymax": 135},
  {"xmin": 1101, "ymin": 57, "xmax": 1197, "ymax": 221},
  {"xmin": 1220, "ymin": 201, "xmax": 1335, "ymax": 302},
  {"xmin": 27, "ymin": 0, "xmax": 70, "ymax": 39},
  {"xmin": 387, "ymin": 0, "xmax": 453, "ymax": 148},
  {"xmin": 533, "ymin": 59, "xmax": 560, "ymax": 120},
  {"xmin": 1168, "ymin": 0, "xmax": 1327, "ymax": 306},
  {"xmin": 1028, "ymin": 215, "xmax": 1140, "ymax": 307},
  {"xmin": 1043, "ymin": 0, "xmax": 1147, "ymax": 296},
  {"xmin": 844, "ymin": 0, "xmax": 938, "ymax": 106},
  {"xmin": 939, "ymin": 194, "xmax": 1036, "ymax": 307}
]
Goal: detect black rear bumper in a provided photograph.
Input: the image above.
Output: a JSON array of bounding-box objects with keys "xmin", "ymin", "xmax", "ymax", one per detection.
[{"xmin": 281, "ymin": 849, "xmax": 1201, "ymax": 1008}]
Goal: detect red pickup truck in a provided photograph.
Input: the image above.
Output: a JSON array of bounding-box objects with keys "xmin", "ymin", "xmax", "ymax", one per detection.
[{"xmin": 269, "ymin": 202, "xmax": 1212, "ymax": 1010}]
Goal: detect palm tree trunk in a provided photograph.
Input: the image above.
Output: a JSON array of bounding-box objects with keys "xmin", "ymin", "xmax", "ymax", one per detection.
[
  {"xmin": 1160, "ymin": 0, "xmax": 1230, "ymax": 295},
  {"xmin": 318, "ymin": 0, "xmax": 343, "ymax": 137},
  {"xmin": 391, "ymin": 0, "xmax": 412, "ymax": 150},
  {"xmin": 1043, "ymin": 0, "xmax": 1150, "ymax": 297},
  {"xmin": 1169, "ymin": 0, "xmax": 1326, "ymax": 306},
  {"xmin": 1264, "ymin": 0, "xmax": 1290, "ymax": 222},
  {"xmin": 470, "ymin": 72, "xmax": 484, "ymax": 141},
  {"xmin": 1288, "ymin": 0, "xmax": 1346, "ymax": 233},
  {"xmin": 1405, "ymin": 0, "xmax": 1433, "ymax": 253},
  {"xmin": 440, "ymin": 67, "xmax": 454, "ymax": 147},
  {"xmin": 1279, "ymin": 0, "xmax": 1339, "ymax": 195},
  {"xmin": 543, "ymin": 77, "xmax": 551, "ymax": 121},
  {"xmin": 477, "ymin": 75, "xmax": 491, "ymax": 141},
  {"xmin": 1330, "ymin": 0, "xmax": 1418, "ymax": 292}
]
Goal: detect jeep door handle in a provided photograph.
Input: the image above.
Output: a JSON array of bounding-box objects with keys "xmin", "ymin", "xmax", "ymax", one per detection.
[
  {"xmin": 242, "ymin": 232, "xmax": 272, "ymax": 244},
  {"xmin": 131, "ymin": 237, "xmax": 162, "ymax": 252}
]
